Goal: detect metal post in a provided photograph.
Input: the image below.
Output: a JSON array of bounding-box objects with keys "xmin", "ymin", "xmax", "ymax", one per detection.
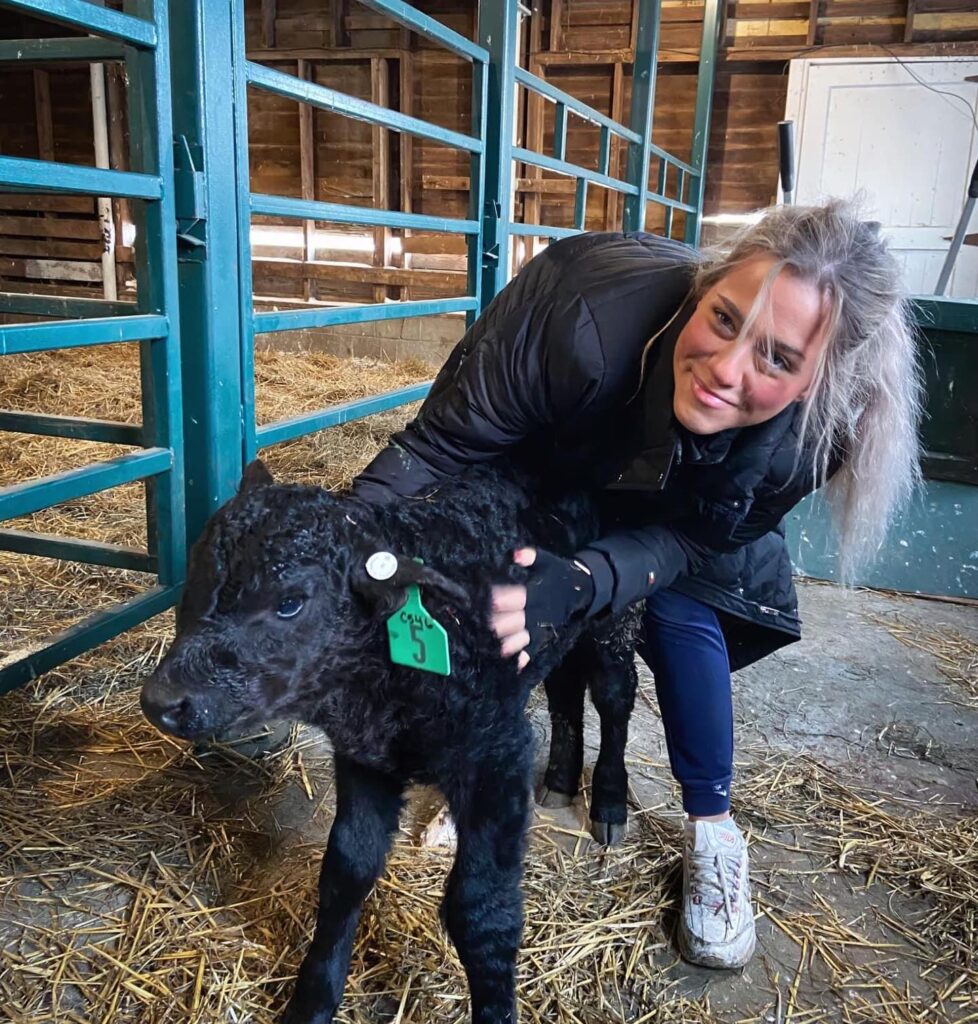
[
  {"xmin": 168, "ymin": 0, "xmax": 247, "ymax": 547},
  {"xmin": 125, "ymin": 0, "xmax": 186, "ymax": 586},
  {"xmin": 622, "ymin": 0, "xmax": 661, "ymax": 233},
  {"xmin": 478, "ymin": 0, "xmax": 518, "ymax": 306},
  {"xmin": 684, "ymin": 0, "xmax": 722, "ymax": 246}
]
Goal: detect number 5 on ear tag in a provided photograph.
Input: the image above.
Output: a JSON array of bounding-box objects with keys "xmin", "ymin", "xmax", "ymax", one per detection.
[{"xmin": 387, "ymin": 584, "xmax": 452, "ymax": 676}]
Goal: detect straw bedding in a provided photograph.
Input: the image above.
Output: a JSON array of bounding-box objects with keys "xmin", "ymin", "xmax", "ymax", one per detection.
[{"xmin": 1, "ymin": 346, "xmax": 976, "ymax": 1023}]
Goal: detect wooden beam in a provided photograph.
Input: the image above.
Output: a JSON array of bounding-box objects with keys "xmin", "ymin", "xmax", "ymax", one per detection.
[
  {"xmin": 904, "ymin": 0, "xmax": 916, "ymax": 43},
  {"xmin": 333, "ymin": 0, "xmax": 349, "ymax": 48},
  {"xmin": 524, "ymin": 57, "xmax": 545, "ymax": 247},
  {"xmin": 606, "ymin": 61, "xmax": 624, "ymax": 230},
  {"xmin": 371, "ymin": 56, "xmax": 392, "ymax": 303},
  {"xmin": 723, "ymin": 39, "xmax": 978, "ymax": 61},
  {"xmin": 33, "ymin": 69, "xmax": 54, "ymax": 161},
  {"xmin": 297, "ymin": 58, "xmax": 316, "ymax": 301},
  {"xmin": 550, "ymin": 0, "xmax": 564, "ymax": 52},
  {"xmin": 261, "ymin": 0, "xmax": 276, "ymax": 49},
  {"xmin": 806, "ymin": 0, "xmax": 820, "ymax": 48}
]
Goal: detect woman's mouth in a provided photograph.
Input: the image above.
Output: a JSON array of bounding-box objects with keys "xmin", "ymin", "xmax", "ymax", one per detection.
[{"xmin": 690, "ymin": 373, "xmax": 735, "ymax": 411}]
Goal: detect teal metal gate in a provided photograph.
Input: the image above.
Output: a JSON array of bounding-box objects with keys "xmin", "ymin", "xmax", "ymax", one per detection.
[
  {"xmin": 0, "ymin": 0, "xmax": 186, "ymax": 691},
  {"xmin": 0, "ymin": 0, "xmax": 718, "ymax": 692}
]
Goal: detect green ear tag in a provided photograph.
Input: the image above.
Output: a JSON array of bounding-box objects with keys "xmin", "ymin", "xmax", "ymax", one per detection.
[{"xmin": 386, "ymin": 584, "xmax": 452, "ymax": 677}]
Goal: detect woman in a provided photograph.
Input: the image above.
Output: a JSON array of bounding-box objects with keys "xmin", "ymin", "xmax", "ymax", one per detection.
[{"xmin": 353, "ymin": 200, "xmax": 922, "ymax": 970}]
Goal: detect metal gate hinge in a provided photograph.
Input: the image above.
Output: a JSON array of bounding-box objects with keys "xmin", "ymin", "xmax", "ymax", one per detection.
[{"xmin": 173, "ymin": 135, "xmax": 207, "ymax": 254}]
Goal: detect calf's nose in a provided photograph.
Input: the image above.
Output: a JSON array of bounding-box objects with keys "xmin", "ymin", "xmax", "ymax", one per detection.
[{"xmin": 141, "ymin": 676, "xmax": 196, "ymax": 736}]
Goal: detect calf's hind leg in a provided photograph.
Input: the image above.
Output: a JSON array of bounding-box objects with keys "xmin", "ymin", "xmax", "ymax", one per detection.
[
  {"xmin": 282, "ymin": 756, "xmax": 403, "ymax": 1024},
  {"xmin": 587, "ymin": 649, "xmax": 637, "ymax": 847}
]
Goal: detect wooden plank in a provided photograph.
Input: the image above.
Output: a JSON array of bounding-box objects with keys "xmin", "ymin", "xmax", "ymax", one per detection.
[
  {"xmin": 344, "ymin": 13, "xmax": 396, "ymax": 31},
  {"xmin": 261, "ymin": 0, "xmax": 277, "ymax": 48},
  {"xmin": 0, "ymin": 256, "xmax": 102, "ymax": 283},
  {"xmin": 819, "ymin": 0, "xmax": 904, "ymax": 17},
  {"xmin": 0, "ymin": 195, "xmax": 95, "ymax": 214},
  {"xmin": 916, "ymin": 0, "xmax": 978, "ymax": 10},
  {"xmin": 33, "ymin": 69, "xmax": 54, "ymax": 162},
  {"xmin": 731, "ymin": 1, "xmax": 811, "ymax": 17},
  {"xmin": 371, "ymin": 56, "xmax": 392, "ymax": 303},
  {"xmin": 0, "ymin": 237, "xmax": 104, "ymax": 260},
  {"xmin": 421, "ymin": 174, "xmax": 577, "ymax": 194},
  {"xmin": 297, "ymin": 58, "xmax": 316, "ymax": 301},
  {"xmin": 0, "ymin": 215, "xmax": 102, "ymax": 239},
  {"xmin": 535, "ymin": 49, "xmax": 635, "ymax": 65},
  {"xmin": 252, "ymin": 257, "xmax": 465, "ymax": 288},
  {"xmin": 248, "ymin": 47, "xmax": 403, "ymax": 62},
  {"xmin": 401, "ymin": 234, "xmax": 467, "ymax": 255}
]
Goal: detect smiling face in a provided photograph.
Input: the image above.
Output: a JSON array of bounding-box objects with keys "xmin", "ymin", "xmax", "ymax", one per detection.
[{"xmin": 672, "ymin": 255, "xmax": 831, "ymax": 435}]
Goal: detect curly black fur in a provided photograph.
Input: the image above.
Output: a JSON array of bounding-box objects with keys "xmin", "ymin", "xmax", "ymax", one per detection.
[{"xmin": 141, "ymin": 460, "xmax": 641, "ymax": 1024}]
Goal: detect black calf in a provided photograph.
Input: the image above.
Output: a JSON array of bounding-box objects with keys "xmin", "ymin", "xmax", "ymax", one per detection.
[{"xmin": 141, "ymin": 459, "xmax": 641, "ymax": 1023}]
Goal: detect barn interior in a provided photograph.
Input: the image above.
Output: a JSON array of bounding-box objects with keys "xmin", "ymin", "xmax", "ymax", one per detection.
[{"xmin": 1, "ymin": 2, "xmax": 977, "ymax": 1022}]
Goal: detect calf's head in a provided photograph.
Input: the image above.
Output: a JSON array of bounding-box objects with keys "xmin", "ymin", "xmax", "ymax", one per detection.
[{"xmin": 141, "ymin": 460, "xmax": 466, "ymax": 742}]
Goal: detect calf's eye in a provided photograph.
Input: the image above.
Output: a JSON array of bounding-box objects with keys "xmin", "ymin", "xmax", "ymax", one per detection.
[{"xmin": 277, "ymin": 597, "xmax": 304, "ymax": 619}]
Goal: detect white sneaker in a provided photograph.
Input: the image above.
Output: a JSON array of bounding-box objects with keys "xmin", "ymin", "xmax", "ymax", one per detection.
[{"xmin": 678, "ymin": 819, "xmax": 756, "ymax": 969}]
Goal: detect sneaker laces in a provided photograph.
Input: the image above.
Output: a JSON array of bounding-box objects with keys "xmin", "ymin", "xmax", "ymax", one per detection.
[{"xmin": 689, "ymin": 847, "xmax": 744, "ymax": 928}]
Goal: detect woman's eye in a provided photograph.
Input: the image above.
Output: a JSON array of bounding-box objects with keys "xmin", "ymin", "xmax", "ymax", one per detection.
[
  {"xmin": 277, "ymin": 597, "xmax": 304, "ymax": 619},
  {"xmin": 764, "ymin": 350, "xmax": 790, "ymax": 372},
  {"xmin": 714, "ymin": 308, "xmax": 735, "ymax": 331}
]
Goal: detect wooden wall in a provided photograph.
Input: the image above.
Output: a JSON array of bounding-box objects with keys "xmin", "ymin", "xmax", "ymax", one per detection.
[{"xmin": 1, "ymin": 0, "xmax": 976, "ymax": 305}]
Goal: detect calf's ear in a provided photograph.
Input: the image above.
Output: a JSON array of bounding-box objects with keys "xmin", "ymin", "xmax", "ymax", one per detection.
[
  {"xmin": 239, "ymin": 459, "xmax": 274, "ymax": 493},
  {"xmin": 351, "ymin": 551, "xmax": 468, "ymax": 617}
]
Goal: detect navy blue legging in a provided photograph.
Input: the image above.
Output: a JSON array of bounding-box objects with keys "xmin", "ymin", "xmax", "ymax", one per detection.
[{"xmin": 637, "ymin": 588, "xmax": 733, "ymax": 817}]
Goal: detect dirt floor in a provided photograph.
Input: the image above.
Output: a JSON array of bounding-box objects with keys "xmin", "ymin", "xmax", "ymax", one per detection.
[{"xmin": 0, "ymin": 578, "xmax": 975, "ymax": 1024}]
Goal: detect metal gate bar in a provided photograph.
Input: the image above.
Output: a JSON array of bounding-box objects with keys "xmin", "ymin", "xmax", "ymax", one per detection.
[
  {"xmin": 232, "ymin": 0, "xmax": 490, "ymax": 464},
  {"xmin": 480, "ymin": 0, "xmax": 720, "ymax": 302},
  {"xmin": 0, "ymin": 0, "xmax": 185, "ymax": 692}
]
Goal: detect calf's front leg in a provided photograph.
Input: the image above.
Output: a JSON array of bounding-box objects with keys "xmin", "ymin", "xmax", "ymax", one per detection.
[
  {"xmin": 282, "ymin": 756, "xmax": 403, "ymax": 1024},
  {"xmin": 442, "ymin": 759, "xmax": 531, "ymax": 1024}
]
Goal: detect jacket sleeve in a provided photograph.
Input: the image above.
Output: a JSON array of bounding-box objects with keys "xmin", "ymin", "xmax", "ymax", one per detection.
[
  {"xmin": 353, "ymin": 293, "xmax": 604, "ymax": 502},
  {"xmin": 577, "ymin": 473, "xmax": 821, "ymax": 616}
]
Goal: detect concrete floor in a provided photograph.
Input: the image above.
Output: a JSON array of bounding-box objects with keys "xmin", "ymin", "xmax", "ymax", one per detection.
[{"xmin": 528, "ymin": 580, "xmax": 978, "ymax": 1019}]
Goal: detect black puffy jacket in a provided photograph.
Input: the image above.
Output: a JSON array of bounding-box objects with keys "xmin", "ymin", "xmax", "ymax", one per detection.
[{"xmin": 356, "ymin": 231, "xmax": 827, "ymax": 670}]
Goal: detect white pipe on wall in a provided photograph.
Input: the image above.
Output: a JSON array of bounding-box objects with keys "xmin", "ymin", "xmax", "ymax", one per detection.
[{"xmin": 90, "ymin": 61, "xmax": 118, "ymax": 302}]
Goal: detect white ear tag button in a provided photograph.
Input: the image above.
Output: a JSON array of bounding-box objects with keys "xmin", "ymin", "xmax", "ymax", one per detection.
[{"xmin": 365, "ymin": 551, "xmax": 399, "ymax": 581}]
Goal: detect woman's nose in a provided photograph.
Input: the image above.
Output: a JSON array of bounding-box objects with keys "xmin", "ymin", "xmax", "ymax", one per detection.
[{"xmin": 708, "ymin": 341, "xmax": 749, "ymax": 389}]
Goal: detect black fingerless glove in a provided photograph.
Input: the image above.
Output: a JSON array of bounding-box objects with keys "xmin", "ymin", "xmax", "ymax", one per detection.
[{"xmin": 523, "ymin": 548, "xmax": 596, "ymax": 659}]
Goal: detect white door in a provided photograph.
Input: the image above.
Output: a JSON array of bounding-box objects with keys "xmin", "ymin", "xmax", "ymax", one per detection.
[{"xmin": 784, "ymin": 57, "xmax": 978, "ymax": 299}]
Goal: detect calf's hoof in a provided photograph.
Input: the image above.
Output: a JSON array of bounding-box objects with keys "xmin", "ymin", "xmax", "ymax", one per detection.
[
  {"xmin": 535, "ymin": 784, "xmax": 574, "ymax": 809},
  {"xmin": 590, "ymin": 819, "xmax": 626, "ymax": 847},
  {"xmin": 421, "ymin": 804, "xmax": 458, "ymax": 851}
]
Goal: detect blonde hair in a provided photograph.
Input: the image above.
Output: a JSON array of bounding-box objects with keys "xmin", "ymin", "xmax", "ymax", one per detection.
[{"xmin": 692, "ymin": 200, "xmax": 924, "ymax": 582}]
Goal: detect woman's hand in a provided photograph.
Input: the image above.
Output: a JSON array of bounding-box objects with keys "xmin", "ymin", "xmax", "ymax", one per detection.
[
  {"xmin": 491, "ymin": 548, "xmax": 537, "ymax": 672},
  {"xmin": 491, "ymin": 547, "xmax": 595, "ymax": 670}
]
